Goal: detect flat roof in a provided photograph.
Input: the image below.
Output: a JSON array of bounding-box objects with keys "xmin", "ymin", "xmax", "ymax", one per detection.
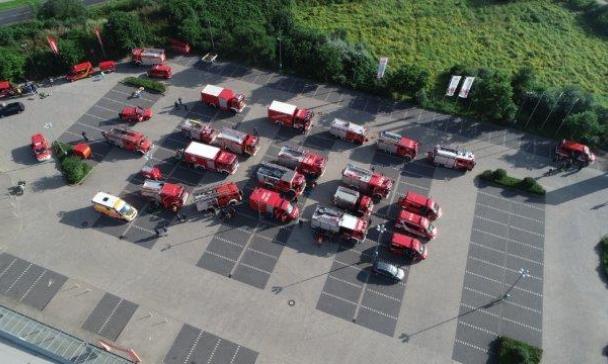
[{"xmin": 185, "ymin": 141, "xmax": 220, "ymax": 159}]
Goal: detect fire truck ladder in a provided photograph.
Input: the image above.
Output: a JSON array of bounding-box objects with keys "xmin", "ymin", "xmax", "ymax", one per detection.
[
  {"xmin": 98, "ymin": 340, "xmax": 142, "ymax": 363},
  {"xmin": 258, "ymin": 163, "xmax": 286, "ymax": 180}
]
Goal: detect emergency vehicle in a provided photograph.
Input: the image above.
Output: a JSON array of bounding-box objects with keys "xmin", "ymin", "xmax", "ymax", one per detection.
[
  {"xmin": 256, "ymin": 162, "xmax": 306, "ymax": 200},
  {"xmin": 176, "ymin": 141, "xmax": 239, "ymax": 175},
  {"xmin": 390, "ymin": 232, "xmax": 428, "ymax": 261},
  {"xmin": 341, "ymin": 164, "xmax": 393, "ymax": 203},
  {"xmin": 201, "ymin": 85, "xmax": 246, "ymax": 113},
  {"xmin": 427, "ymin": 145, "xmax": 475, "ymax": 171},
  {"xmin": 92, "ymin": 192, "xmax": 137, "ymax": 221},
  {"xmin": 140, "ymin": 180, "xmax": 189, "ymax": 212},
  {"xmin": 398, "ymin": 191, "xmax": 442, "ymax": 221},
  {"xmin": 554, "ymin": 139, "xmax": 596, "ymax": 167},
  {"xmin": 268, "ymin": 100, "xmax": 314, "ymax": 132},
  {"xmin": 140, "ymin": 165, "xmax": 162, "ymax": 180},
  {"xmin": 65, "ymin": 61, "xmax": 116, "ymax": 82},
  {"xmin": 395, "ymin": 210, "xmax": 437, "ymax": 240},
  {"xmin": 192, "ymin": 181, "xmax": 243, "ymax": 215},
  {"xmin": 30, "ymin": 133, "xmax": 51, "ymax": 162},
  {"xmin": 131, "ymin": 48, "xmax": 166, "ymax": 65},
  {"xmin": 332, "ymin": 186, "xmax": 374, "ymax": 219},
  {"xmin": 276, "ymin": 145, "xmax": 327, "ymax": 179},
  {"xmin": 102, "ymin": 127, "xmax": 152, "ymax": 155},
  {"xmin": 330, "ymin": 119, "xmax": 368, "ymax": 145},
  {"xmin": 311, "ymin": 205, "xmax": 369, "ymax": 244},
  {"xmin": 180, "ymin": 120, "xmax": 258, "ymax": 156},
  {"xmin": 377, "ymin": 131, "xmax": 419, "ymax": 161},
  {"xmin": 119, "ymin": 106, "xmax": 152, "ymax": 123},
  {"xmin": 249, "ymin": 187, "xmax": 299, "ymax": 223},
  {"xmin": 147, "ymin": 64, "xmax": 172, "ymax": 79}
]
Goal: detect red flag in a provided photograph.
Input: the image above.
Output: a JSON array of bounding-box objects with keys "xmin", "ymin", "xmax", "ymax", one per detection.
[{"xmin": 47, "ymin": 35, "xmax": 59, "ymax": 55}]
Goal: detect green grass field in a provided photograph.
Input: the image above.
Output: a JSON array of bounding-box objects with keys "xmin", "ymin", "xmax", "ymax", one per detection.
[
  {"xmin": 0, "ymin": 0, "xmax": 38, "ymax": 12},
  {"xmin": 294, "ymin": 0, "xmax": 608, "ymax": 95}
]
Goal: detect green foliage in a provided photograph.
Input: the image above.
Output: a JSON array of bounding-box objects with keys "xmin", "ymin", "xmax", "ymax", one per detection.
[
  {"xmin": 38, "ymin": 0, "xmax": 87, "ymax": 22},
  {"xmin": 60, "ymin": 156, "xmax": 92, "ymax": 184},
  {"xmin": 497, "ymin": 336, "xmax": 542, "ymax": 364},
  {"xmin": 492, "ymin": 168, "xmax": 507, "ymax": 180},
  {"xmin": 105, "ymin": 11, "xmax": 149, "ymax": 53},
  {"xmin": 123, "ymin": 77, "xmax": 166, "ymax": 93},
  {"xmin": 25, "ymin": 51, "xmax": 66, "ymax": 79},
  {"xmin": 230, "ymin": 20, "xmax": 276, "ymax": 66},
  {"xmin": 0, "ymin": 48, "xmax": 26, "ymax": 81},
  {"xmin": 563, "ymin": 111, "xmax": 603, "ymax": 145},
  {"xmin": 52, "ymin": 141, "xmax": 73, "ymax": 160},
  {"xmin": 518, "ymin": 176, "xmax": 536, "ymax": 189},
  {"xmin": 511, "ymin": 66, "xmax": 536, "ymax": 102},
  {"xmin": 470, "ymin": 69, "xmax": 517, "ymax": 123},
  {"xmin": 586, "ymin": 5, "xmax": 608, "ymax": 37},
  {"xmin": 480, "ymin": 169, "xmax": 494, "ymax": 180},
  {"xmin": 479, "ymin": 169, "xmax": 545, "ymax": 195},
  {"xmin": 386, "ymin": 64, "xmax": 429, "ymax": 98}
]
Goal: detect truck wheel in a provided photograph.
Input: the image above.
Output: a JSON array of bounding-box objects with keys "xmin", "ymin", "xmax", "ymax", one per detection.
[
  {"xmin": 404, "ymin": 156, "xmax": 412, "ymax": 163},
  {"xmin": 208, "ymin": 207, "xmax": 218, "ymax": 216},
  {"xmin": 228, "ymin": 199, "xmax": 238, "ymax": 206},
  {"xmin": 372, "ymin": 194, "xmax": 382, "ymax": 204}
]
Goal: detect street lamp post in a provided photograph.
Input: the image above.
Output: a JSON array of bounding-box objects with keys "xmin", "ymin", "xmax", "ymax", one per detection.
[
  {"xmin": 540, "ymin": 92, "xmax": 564, "ymax": 130},
  {"xmin": 501, "ymin": 268, "xmax": 530, "ymax": 301},
  {"xmin": 43, "ymin": 122, "xmax": 63, "ymax": 156}
]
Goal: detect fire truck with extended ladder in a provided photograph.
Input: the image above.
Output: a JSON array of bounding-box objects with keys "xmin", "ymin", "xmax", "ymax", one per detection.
[
  {"xmin": 191, "ymin": 181, "xmax": 243, "ymax": 218},
  {"xmin": 332, "ymin": 186, "xmax": 374, "ymax": 219},
  {"xmin": 140, "ymin": 180, "xmax": 189, "ymax": 212},
  {"xmin": 311, "ymin": 205, "xmax": 369, "ymax": 244},
  {"xmin": 427, "ymin": 145, "xmax": 475, "ymax": 171},
  {"xmin": 377, "ymin": 131, "xmax": 419, "ymax": 161},
  {"xmin": 276, "ymin": 144, "xmax": 327, "ymax": 180},
  {"xmin": 179, "ymin": 120, "xmax": 259, "ymax": 156},
  {"xmin": 101, "ymin": 127, "xmax": 152, "ymax": 155},
  {"xmin": 256, "ymin": 162, "xmax": 306, "ymax": 200},
  {"xmin": 341, "ymin": 164, "xmax": 393, "ymax": 203}
]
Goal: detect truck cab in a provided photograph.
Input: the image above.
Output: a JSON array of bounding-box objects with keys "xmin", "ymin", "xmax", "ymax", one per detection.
[
  {"xmin": 395, "ymin": 210, "xmax": 437, "ymax": 240},
  {"xmin": 66, "ymin": 62, "xmax": 93, "ymax": 82},
  {"xmin": 377, "ymin": 131, "xmax": 419, "ymax": 161},
  {"xmin": 555, "ymin": 139, "xmax": 595, "ymax": 167},
  {"xmin": 119, "ymin": 106, "xmax": 152, "ymax": 123},
  {"xmin": 92, "ymin": 192, "xmax": 138, "ymax": 221},
  {"xmin": 31, "ymin": 133, "xmax": 51, "ymax": 162},
  {"xmin": 390, "ymin": 232, "xmax": 427, "ymax": 261},
  {"xmin": 427, "ymin": 145, "xmax": 475, "ymax": 171},
  {"xmin": 398, "ymin": 191, "xmax": 442, "ymax": 221},
  {"xmin": 249, "ymin": 187, "xmax": 299, "ymax": 223}
]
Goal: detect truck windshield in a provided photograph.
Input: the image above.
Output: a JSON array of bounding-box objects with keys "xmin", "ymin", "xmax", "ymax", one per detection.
[{"xmin": 119, "ymin": 204, "xmax": 134, "ymax": 216}]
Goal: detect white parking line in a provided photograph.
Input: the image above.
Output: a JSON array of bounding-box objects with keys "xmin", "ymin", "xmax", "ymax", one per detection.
[
  {"xmin": 359, "ymin": 304, "xmax": 398, "ymax": 320},
  {"xmin": 229, "ymin": 346, "xmax": 241, "ymax": 364},
  {"xmin": 130, "ymin": 224, "xmax": 156, "ymax": 235},
  {"xmin": 460, "ymin": 303, "xmax": 541, "ymax": 333},
  {"xmin": 97, "ymin": 298, "xmax": 123, "ymax": 336},
  {"xmin": 463, "ymin": 286, "xmax": 542, "ymax": 314},
  {"xmin": 472, "ymin": 228, "xmax": 543, "ymax": 252},
  {"xmin": 470, "ymin": 241, "xmax": 544, "ymax": 266},
  {"xmin": 328, "ymin": 275, "xmax": 362, "ymax": 289},
  {"xmin": 109, "ymin": 88, "xmax": 156, "ymax": 103},
  {"xmin": 478, "ymin": 191, "xmax": 544, "ymax": 212},
  {"xmin": 246, "ymin": 247, "xmax": 278, "ymax": 261},
  {"xmin": 205, "ymin": 250, "xmax": 237, "ymax": 264},
  {"xmin": 458, "ymin": 320, "xmax": 497, "ymax": 336},
  {"xmin": 399, "ymin": 180, "xmax": 431, "ymax": 191},
  {"xmin": 366, "ymin": 288, "xmax": 401, "ymax": 302},
  {"xmin": 91, "ymin": 104, "xmax": 117, "ymax": 113},
  {"xmin": 455, "ymin": 339, "xmax": 491, "ymax": 354},
  {"xmin": 468, "ymin": 256, "xmax": 543, "ymax": 279},
  {"xmin": 6, "ymin": 263, "xmax": 32, "ymax": 294},
  {"xmin": 83, "ymin": 112, "xmax": 106, "ymax": 121},
  {"xmin": 476, "ymin": 202, "xmax": 544, "ymax": 224},
  {"xmin": 475, "ymin": 215, "xmax": 544, "ymax": 237},
  {"xmin": 321, "ymin": 291, "xmax": 357, "ymax": 306},
  {"xmin": 214, "ymin": 236, "xmax": 245, "ymax": 249},
  {"xmin": 102, "ymin": 96, "xmax": 129, "ymax": 106},
  {"xmin": 20, "ymin": 270, "xmax": 46, "ymax": 303},
  {"xmin": 465, "ymin": 270, "xmax": 542, "ymax": 297},
  {"xmin": 238, "ymin": 261, "xmax": 272, "ymax": 275}
]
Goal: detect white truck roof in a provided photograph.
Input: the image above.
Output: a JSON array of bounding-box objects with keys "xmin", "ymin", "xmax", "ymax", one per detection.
[
  {"xmin": 269, "ymin": 100, "xmax": 297, "ymax": 115},
  {"xmin": 92, "ymin": 192, "xmax": 121, "ymax": 208},
  {"xmin": 334, "ymin": 186, "xmax": 359, "ymax": 205},
  {"xmin": 202, "ymin": 84, "xmax": 223, "ymax": 97},
  {"xmin": 340, "ymin": 214, "xmax": 359, "ymax": 230},
  {"xmin": 185, "ymin": 141, "xmax": 220, "ymax": 159},
  {"xmin": 342, "ymin": 164, "xmax": 372, "ymax": 182},
  {"xmin": 218, "ymin": 127, "xmax": 247, "ymax": 144},
  {"xmin": 331, "ymin": 118, "xmax": 366, "ymax": 134},
  {"xmin": 379, "ymin": 130, "xmax": 401, "ymax": 142},
  {"xmin": 435, "ymin": 145, "xmax": 474, "ymax": 160}
]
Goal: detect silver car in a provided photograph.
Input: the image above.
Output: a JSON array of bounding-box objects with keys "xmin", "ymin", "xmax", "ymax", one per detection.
[{"xmin": 372, "ymin": 260, "xmax": 405, "ymax": 281}]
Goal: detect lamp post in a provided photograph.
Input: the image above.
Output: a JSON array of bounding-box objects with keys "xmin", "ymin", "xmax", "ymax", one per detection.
[{"xmin": 501, "ymin": 268, "xmax": 530, "ymax": 301}]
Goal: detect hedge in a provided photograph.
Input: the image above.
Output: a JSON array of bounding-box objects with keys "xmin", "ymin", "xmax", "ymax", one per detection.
[
  {"xmin": 122, "ymin": 77, "xmax": 166, "ymax": 94},
  {"xmin": 52, "ymin": 141, "xmax": 92, "ymax": 184},
  {"xmin": 601, "ymin": 235, "xmax": 608, "ymax": 278},
  {"xmin": 479, "ymin": 169, "xmax": 546, "ymax": 195},
  {"xmin": 498, "ymin": 336, "xmax": 542, "ymax": 364}
]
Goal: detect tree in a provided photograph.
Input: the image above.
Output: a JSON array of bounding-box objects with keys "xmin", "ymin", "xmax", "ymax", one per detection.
[
  {"xmin": 58, "ymin": 38, "xmax": 86, "ymax": 68},
  {"xmin": 586, "ymin": 4, "xmax": 608, "ymax": 37},
  {"xmin": 38, "ymin": 0, "xmax": 87, "ymax": 22},
  {"xmin": 230, "ymin": 20, "xmax": 276, "ymax": 66},
  {"xmin": 104, "ymin": 12, "xmax": 148, "ymax": 53},
  {"xmin": 386, "ymin": 64, "xmax": 429, "ymax": 98},
  {"xmin": 0, "ymin": 48, "xmax": 26, "ymax": 81},
  {"xmin": 511, "ymin": 66, "xmax": 536, "ymax": 102},
  {"xmin": 470, "ymin": 69, "xmax": 517, "ymax": 122},
  {"xmin": 563, "ymin": 111, "xmax": 602, "ymax": 144},
  {"xmin": 177, "ymin": 12, "xmax": 204, "ymax": 48}
]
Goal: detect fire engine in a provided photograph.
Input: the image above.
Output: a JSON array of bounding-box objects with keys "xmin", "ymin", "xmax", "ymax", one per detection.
[
  {"xmin": 140, "ymin": 180, "xmax": 189, "ymax": 212},
  {"xmin": 268, "ymin": 100, "xmax": 314, "ymax": 132},
  {"xmin": 201, "ymin": 85, "xmax": 246, "ymax": 113},
  {"xmin": 276, "ymin": 145, "xmax": 327, "ymax": 179},
  {"xmin": 192, "ymin": 181, "xmax": 243, "ymax": 215},
  {"xmin": 390, "ymin": 232, "xmax": 428, "ymax": 261},
  {"xmin": 147, "ymin": 64, "xmax": 172, "ymax": 79},
  {"xmin": 395, "ymin": 210, "xmax": 437, "ymax": 240},
  {"xmin": 311, "ymin": 205, "xmax": 369, "ymax": 244},
  {"xmin": 330, "ymin": 119, "xmax": 368, "ymax": 145},
  {"xmin": 332, "ymin": 186, "xmax": 374, "ymax": 219},
  {"xmin": 92, "ymin": 192, "xmax": 137, "ymax": 221},
  {"xmin": 427, "ymin": 145, "xmax": 475, "ymax": 171},
  {"xmin": 102, "ymin": 127, "xmax": 152, "ymax": 155},
  {"xmin": 398, "ymin": 191, "xmax": 442, "ymax": 221},
  {"xmin": 131, "ymin": 48, "xmax": 166, "ymax": 65},
  {"xmin": 31, "ymin": 133, "xmax": 51, "ymax": 162},
  {"xmin": 256, "ymin": 162, "xmax": 306, "ymax": 200},
  {"xmin": 119, "ymin": 106, "xmax": 152, "ymax": 123},
  {"xmin": 377, "ymin": 131, "xmax": 419, "ymax": 161},
  {"xmin": 65, "ymin": 61, "xmax": 116, "ymax": 82},
  {"xmin": 341, "ymin": 164, "xmax": 393, "ymax": 203},
  {"xmin": 180, "ymin": 120, "xmax": 259, "ymax": 156},
  {"xmin": 554, "ymin": 139, "xmax": 596, "ymax": 167},
  {"xmin": 249, "ymin": 187, "xmax": 299, "ymax": 223},
  {"xmin": 140, "ymin": 165, "xmax": 162, "ymax": 180},
  {"xmin": 176, "ymin": 141, "xmax": 239, "ymax": 175}
]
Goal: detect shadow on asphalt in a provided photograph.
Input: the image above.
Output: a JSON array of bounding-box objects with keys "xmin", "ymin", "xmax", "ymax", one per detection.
[
  {"xmin": 10, "ymin": 145, "xmax": 38, "ymax": 166},
  {"xmin": 544, "ymin": 172, "xmax": 608, "ymax": 205}
]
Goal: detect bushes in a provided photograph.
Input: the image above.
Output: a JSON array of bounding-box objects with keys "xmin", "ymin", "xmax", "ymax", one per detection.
[
  {"xmin": 104, "ymin": 11, "xmax": 150, "ymax": 53},
  {"xmin": 0, "ymin": 48, "xmax": 26, "ymax": 81},
  {"xmin": 497, "ymin": 336, "xmax": 542, "ymax": 364},
  {"xmin": 123, "ymin": 77, "xmax": 166, "ymax": 93},
  {"xmin": 479, "ymin": 169, "xmax": 546, "ymax": 195},
  {"xmin": 51, "ymin": 141, "xmax": 91, "ymax": 185},
  {"xmin": 38, "ymin": 0, "xmax": 87, "ymax": 22},
  {"xmin": 585, "ymin": 5, "xmax": 608, "ymax": 37}
]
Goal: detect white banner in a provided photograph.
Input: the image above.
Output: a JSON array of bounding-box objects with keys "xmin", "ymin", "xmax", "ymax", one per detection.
[
  {"xmin": 445, "ymin": 75, "xmax": 461, "ymax": 96},
  {"xmin": 458, "ymin": 76, "xmax": 475, "ymax": 98},
  {"xmin": 376, "ymin": 57, "xmax": 389, "ymax": 79}
]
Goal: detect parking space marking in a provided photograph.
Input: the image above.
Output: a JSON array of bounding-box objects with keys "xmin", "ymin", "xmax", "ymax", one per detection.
[
  {"xmin": 477, "ymin": 191, "xmax": 544, "ymax": 211},
  {"xmin": 468, "ymin": 256, "xmax": 543, "ymax": 279},
  {"xmin": 109, "ymin": 88, "xmax": 156, "ymax": 103},
  {"xmin": 460, "ymin": 303, "xmax": 541, "ymax": 333},
  {"xmin": 328, "ymin": 275, "xmax": 362, "ymax": 289},
  {"xmin": 20, "ymin": 270, "xmax": 46, "ymax": 303},
  {"xmin": 247, "ymin": 247, "xmax": 279, "ymax": 261},
  {"xmin": 455, "ymin": 339, "xmax": 491, "ymax": 353},
  {"xmin": 102, "ymin": 96, "xmax": 130, "ymax": 106},
  {"xmin": 206, "ymin": 337, "xmax": 221, "ymax": 364},
  {"xmin": 459, "ymin": 321, "xmax": 497, "ymax": 336},
  {"xmin": 472, "ymin": 229, "xmax": 543, "ymax": 252},
  {"xmin": 359, "ymin": 304, "xmax": 398, "ymax": 320},
  {"xmin": 476, "ymin": 202, "xmax": 543, "ymax": 224},
  {"xmin": 463, "ymin": 286, "xmax": 542, "ymax": 314},
  {"xmin": 5, "ymin": 263, "xmax": 32, "ymax": 294},
  {"xmin": 91, "ymin": 104, "xmax": 117, "ymax": 113},
  {"xmin": 84, "ymin": 112, "xmax": 105, "ymax": 121},
  {"xmin": 130, "ymin": 224, "xmax": 156, "ymax": 235},
  {"xmin": 75, "ymin": 121, "xmax": 105, "ymax": 133},
  {"xmin": 471, "ymin": 242, "xmax": 543, "ymax": 266},
  {"xmin": 475, "ymin": 215, "xmax": 544, "ymax": 237},
  {"xmin": 465, "ymin": 270, "xmax": 542, "ymax": 297},
  {"xmin": 320, "ymin": 291, "xmax": 358, "ymax": 306},
  {"xmin": 184, "ymin": 330, "xmax": 203, "ymax": 364},
  {"xmin": 366, "ymin": 288, "xmax": 402, "ymax": 302}
]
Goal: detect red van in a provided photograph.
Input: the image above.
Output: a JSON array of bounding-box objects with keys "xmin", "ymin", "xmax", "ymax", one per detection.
[{"xmin": 394, "ymin": 210, "xmax": 437, "ymax": 240}]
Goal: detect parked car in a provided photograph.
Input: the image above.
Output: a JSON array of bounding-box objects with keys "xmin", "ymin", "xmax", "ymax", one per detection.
[
  {"xmin": 372, "ymin": 260, "xmax": 406, "ymax": 281},
  {"xmin": 0, "ymin": 102, "xmax": 25, "ymax": 117}
]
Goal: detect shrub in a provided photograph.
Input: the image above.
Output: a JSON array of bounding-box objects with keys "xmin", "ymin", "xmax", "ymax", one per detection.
[
  {"xmin": 123, "ymin": 77, "xmax": 166, "ymax": 93},
  {"xmin": 480, "ymin": 169, "xmax": 494, "ymax": 180},
  {"xmin": 38, "ymin": 0, "xmax": 88, "ymax": 22},
  {"xmin": 586, "ymin": 5, "xmax": 608, "ymax": 37},
  {"xmin": 518, "ymin": 177, "xmax": 536, "ymax": 189},
  {"xmin": 386, "ymin": 64, "xmax": 429, "ymax": 98},
  {"xmin": 479, "ymin": 169, "xmax": 545, "ymax": 195},
  {"xmin": 497, "ymin": 336, "xmax": 542, "ymax": 364},
  {"xmin": 492, "ymin": 168, "xmax": 507, "ymax": 180},
  {"xmin": 104, "ymin": 11, "xmax": 149, "ymax": 53},
  {"xmin": 0, "ymin": 48, "xmax": 26, "ymax": 81},
  {"xmin": 60, "ymin": 156, "xmax": 92, "ymax": 184},
  {"xmin": 52, "ymin": 141, "xmax": 73, "ymax": 160}
]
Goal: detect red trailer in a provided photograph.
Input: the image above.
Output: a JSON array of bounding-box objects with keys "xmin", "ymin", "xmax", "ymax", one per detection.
[
  {"xmin": 147, "ymin": 64, "xmax": 172, "ymax": 79},
  {"xmin": 102, "ymin": 127, "xmax": 152, "ymax": 155},
  {"xmin": 176, "ymin": 141, "xmax": 239, "ymax": 175},
  {"xmin": 201, "ymin": 85, "xmax": 246, "ymax": 113},
  {"xmin": 390, "ymin": 232, "xmax": 428, "ymax": 261},
  {"xmin": 554, "ymin": 139, "xmax": 595, "ymax": 167},
  {"xmin": 119, "ymin": 106, "xmax": 152, "ymax": 123},
  {"xmin": 268, "ymin": 100, "xmax": 314, "ymax": 133},
  {"xmin": 249, "ymin": 187, "xmax": 299, "ymax": 223},
  {"xmin": 330, "ymin": 119, "xmax": 368, "ymax": 145},
  {"xmin": 131, "ymin": 48, "xmax": 166, "ymax": 66},
  {"xmin": 140, "ymin": 180, "xmax": 189, "ymax": 212},
  {"xmin": 398, "ymin": 191, "xmax": 442, "ymax": 221},
  {"xmin": 341, "ymin": 164, "xmax": 393, "ymax": 203},
  {"xmin": 31, "ymin": 133, "xmax": 51, "ymax": 162},
  {"xmin": 377, "ymin": 131, "xmax": 419, "ymax": 161},
  {"xmin": 276, "ymin": 145, "xmax": 327, "ymax": 180},
  {"xmin": 180, "ymin": 120, "xmax": 258, "ymax": 156}
]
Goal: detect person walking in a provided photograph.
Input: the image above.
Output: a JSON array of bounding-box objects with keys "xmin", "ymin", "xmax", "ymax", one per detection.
[
  {"xmin": 178, "ymin": 97, "xmax": 183, "ymax": 105},
  {"xmin": 174, "ymin": 101, "xmax": 180, "ymax": 109},
  {"xmin": 252, "ymin": 127, "xmax": 259, "ymax": 137},
  {"xmin": 81, "ymin": 131, "xmax": 89, "ymax": 142}
]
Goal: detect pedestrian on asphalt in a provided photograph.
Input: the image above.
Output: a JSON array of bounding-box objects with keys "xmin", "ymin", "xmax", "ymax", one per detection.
[
  {"xmin": 154, "ymin": 227, "xmax": 160, "ymax": 237},
  {"xmin": 178, "ymin": 97, "xmax": 183, "ymax": 105},
  {"xmin": 174, "ymin": 101, "xmax": 180, "ymax": 109},
  {"xmin": 81, "ymin": 131, "xmax": 89, "ymax": 142},
  {"xmin": 252, "ymin": 127, "xmax": 259, "ymax": 137}
]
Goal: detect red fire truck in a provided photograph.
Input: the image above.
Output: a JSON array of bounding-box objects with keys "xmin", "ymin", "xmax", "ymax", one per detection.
[
  {"xmin": 398, "ymin": 191, "xmax": 442, "ymax": 221},
  {"xmin": 332, "ymin": 186, "xmax": 374, "ymax": 219},
  {"xmin": 377, "ymin": 131, "xmax": 419, "ymax": 161},
  {"xmin": 131, "ymin": 48, "xmax": 166, "ymax": 65},
  {"xmin": 390, "ymin": 232, "xmax": 428, "ymax": 261},
  {"xmin": 395, "ymin": 210, "xmax": 437, "ymax": 240},
  {"xmin": 330, "ymin": 119, "xmax": 368, "ymax": 145},
  {"xmin": 341, "ymin": 164, "xmax": 393, "ymax": 203},
  {"xmin": 176, "ymin": 141, "xmax": 239, "ymax": 175},
  {"xmin": 65, "ymin": 61, "xmax": 116, "ymax": 82},
  {"xmin": 311, "ymin": 205, "xmax": 369, "ymax": 244},
  {"xmin": 427, "ymin": 145, "xmax": 475, "ymax": 171},
  {"xmin": 554, "ymin": 139, "xmax": 596, "ymax": 167},
  {"xmin": 180, "ymin": 120, "xmax": 259, "ymax": 156},
  {"xmin": 119, "ymin": 106, "xmax": 152, "ymax": 123},
  {"xmin": 249, "ymin": 187, "xmax": 299, "ymax": 223},
  {"xmin": 268, "ymin": 100, "xmax": 314, "ymax": 133},
  {"xmin": 140, "ymin": 165, "xmax": 162, "ymax": 180},
  {"xmin": 140, "ymin": 180, "xmax": 189, "ymax": 212},
  {"xmin": 147, "ymin": 64, "xmax": 172, "ymax": 79},
  {"xmin": 168, "ymin": 39, "xmax": 191, "ymax": 54},
  {"xmin": 31, "ymin": 133, "xmax": 51, "ymax": 162},
  {"xmin": 201, "ymin": 85, "xmax": 246, "ymax": 113},
  {"xmin": 276, "ymin": 145, "xmax": 327, "ymax": 179},
  {"xmin": 192, "ymin": 181, "xmax": 243, "ymax": 215},
  {"xmin": 102, "ymin": 127, "xmax": 152, "ymax": 155},
  {"xmin": 256, "ymin": 162, "xmax": 306, "ymax": 200}
]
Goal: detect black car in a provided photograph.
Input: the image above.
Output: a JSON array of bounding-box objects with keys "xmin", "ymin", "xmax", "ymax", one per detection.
[{"xmin": 0, "ymin": 102, "xmax": 25, "ymax": 117}]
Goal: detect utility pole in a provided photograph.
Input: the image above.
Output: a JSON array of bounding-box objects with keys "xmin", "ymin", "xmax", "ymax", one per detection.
[
  {"xmin": 555, "ymin": 98, "xmax": 579, "ymax": 136},
  {"xmin": 500, "ymin": 268, "xmax": 530, "ymax": 301}
]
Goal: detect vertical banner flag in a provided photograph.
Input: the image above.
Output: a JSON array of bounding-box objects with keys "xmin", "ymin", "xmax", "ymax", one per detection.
[
  {"xmin": 94, "ymin": 27, "xmax": 106, "ymax": 57},
  {"xmin": 458, "ymin": 76, "xmax": 476, "ymax": 98},
  {"xmin": 445, "ymin": 75, "xmax": 461, "ymax": 96},
  {"xmin": 46, "ymin": 35, "xmax": 59, "ymax": 55},
  {"xmin": 377, "ymin": 57, "xmax": 389, "ymax": 79}
]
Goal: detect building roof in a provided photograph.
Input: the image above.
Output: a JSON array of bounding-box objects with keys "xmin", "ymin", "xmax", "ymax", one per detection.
[
  {"xmin": 185, "ymin": 141, "xmax": 220, "ymax": 159},
  {"xmin": 269, "ymin": 100, "xmax": 297, "ymax": 115}
]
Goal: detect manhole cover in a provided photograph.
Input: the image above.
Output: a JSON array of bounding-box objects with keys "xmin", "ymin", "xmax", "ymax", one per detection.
[
  {"xmin": 288, "ymin": 299, "xmax": 295, "ymax": 307},
  {"xmin": 81, "ymin": 221, "xmax": 89, "ymax": 227}
]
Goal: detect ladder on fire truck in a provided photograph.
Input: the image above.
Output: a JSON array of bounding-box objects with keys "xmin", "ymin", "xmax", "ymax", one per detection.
[
  {"xmin": 191, "ymin": 183, "xmax": 238, "ymax": 219},
  {"xmin": 98, "ymin": 339, "xmax": 142, "ymax": 363}
]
